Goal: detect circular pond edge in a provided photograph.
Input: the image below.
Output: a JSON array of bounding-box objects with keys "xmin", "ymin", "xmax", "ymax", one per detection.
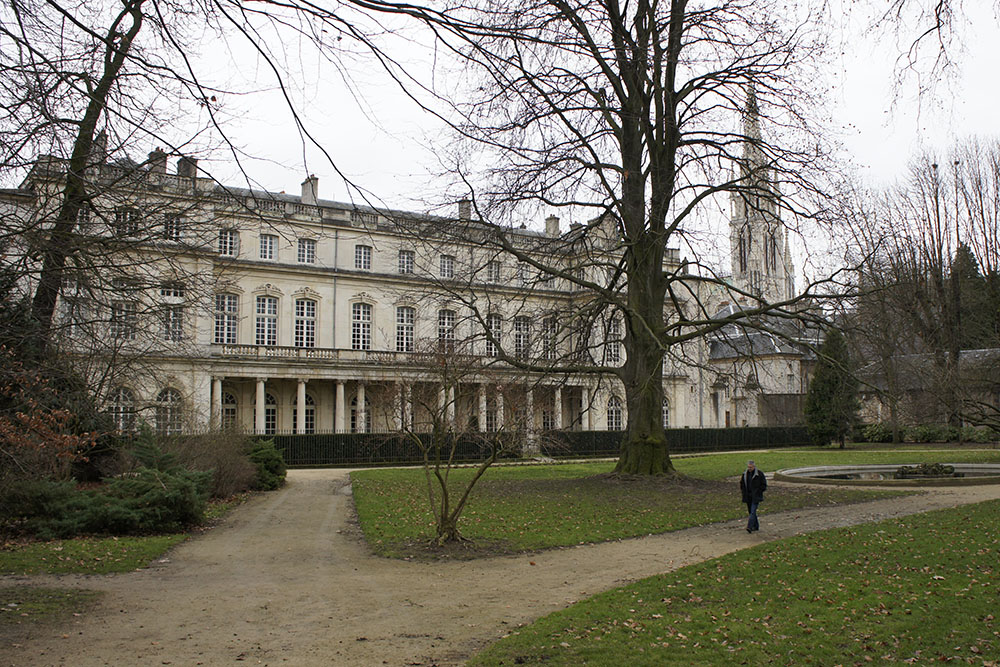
[{"xmin": 774, "ymin": 463, "xmax": 1000, "ymax": 487}]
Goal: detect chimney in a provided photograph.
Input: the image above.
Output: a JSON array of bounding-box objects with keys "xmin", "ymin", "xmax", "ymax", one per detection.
[
  {"xmin": 545, "ymin": 214, "xmax": 560, "ymax": 237},
  {"xmin": 301, "ymin": 175, "xmax": 318, "ymax": 206},
  {"xmin": 148, "ymin": 148, "xmax": 167, "ymax": 173},
  {"xmin": 458, "ymin": 199, "xmax": 472, "ymax": 221},
  {"xmin": 176, "ymin": 156, "xmax": 198, "ymax": 178}
]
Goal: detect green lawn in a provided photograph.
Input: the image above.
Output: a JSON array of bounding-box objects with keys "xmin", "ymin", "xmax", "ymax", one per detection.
[
  {"xmin": 351, "ymin": 449, "xmax": 1000, "ymax": 558},
  {"xmin": 0, "ymin": 535, "xmax": 187, "ymax": 575},
  {"xmin": 468, "ymin": 498, "xmax": 1000, "ymax": 665},
  {"xmin": 0, "ymin": 587, "xmax": 102, "ymax": 631}
]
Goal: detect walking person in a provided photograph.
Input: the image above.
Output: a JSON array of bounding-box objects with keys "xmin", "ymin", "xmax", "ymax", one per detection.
[{"xmin": 740, "ymin": 460, "xmax": 767, "ymax": 533}]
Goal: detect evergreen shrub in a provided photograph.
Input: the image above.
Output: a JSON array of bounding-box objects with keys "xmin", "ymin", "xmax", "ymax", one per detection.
[{"xmin": 248, "ymin": 439, "xmax": 286, "ymax": 490}]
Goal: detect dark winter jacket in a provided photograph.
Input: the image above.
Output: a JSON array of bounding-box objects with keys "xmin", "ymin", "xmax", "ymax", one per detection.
[{"xmin": 740, "ymin": 468, "xmax": 767, "ymax": 504}]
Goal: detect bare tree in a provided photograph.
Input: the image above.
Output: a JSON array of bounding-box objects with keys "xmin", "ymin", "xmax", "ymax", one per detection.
[{"xmin": 362, "ymin": 0, "xmax": 839, "ymax": 474}]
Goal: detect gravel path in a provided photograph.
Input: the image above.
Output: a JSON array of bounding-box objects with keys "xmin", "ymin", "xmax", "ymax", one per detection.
[{"xmin": 4, "ymin": 468, "xmax": 1000, "ymax": 666}]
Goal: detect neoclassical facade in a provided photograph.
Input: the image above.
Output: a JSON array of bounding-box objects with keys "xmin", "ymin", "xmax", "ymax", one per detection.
[{"xmin": 5, "ymin": 134, "xmax": 813, "ymax": 435}]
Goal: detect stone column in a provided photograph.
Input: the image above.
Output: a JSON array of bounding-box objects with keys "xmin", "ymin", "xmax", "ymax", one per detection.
[
  {"xmin": 357, "ymin": 383, "xmax": 366, "ymax": 433},
  {"xmin": 446, "ymin": 385, "xmax": 456, "ymax": 427},
  {"xmin": 211, "ymin": 377, "xmax": 222, "ymax": 428},
  {"xmin": 478, "ymin": 384, "xmax": 487, "ymax": 432},
  {"xmin": 335, "ymin": 382, "xmax": 345, "ymax": 433},
  {"xmin": 296, "ymin": 379, "xmax": 307, "ymax": 434},
  {"xmin": 393, "ymin": 382, "xmax": 403, "ymax": 431},
  {"xmin": 255, "ymin": 378, "xmax": 266, "ymax": 434},
  {"xmin": 496, "ymin": 388, "xmax": 504, "ymax": 429},
  {"xmin": 554, "ymin": 386, "xmax": 562, "ymax": 430}
]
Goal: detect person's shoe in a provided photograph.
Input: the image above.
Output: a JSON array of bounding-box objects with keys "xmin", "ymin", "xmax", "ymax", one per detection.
[{"xmin": 746, "ymin": 528, "xmax": 752, "ymax": 533}]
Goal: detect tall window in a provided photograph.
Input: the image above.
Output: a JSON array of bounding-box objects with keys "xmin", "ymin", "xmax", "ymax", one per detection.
[
  {"xmin": 438, "ymin": 309, "xmax": 455, "ymax": 352},
  {"xmin": 219, "ymin": 229, "xmax": 238, "ymax": 256},
  {"xmin": 662, "ymin": 398, "xmax": 670, "ymax": 428},
  {"xmin": 260, "ymin": 234, "xmax": 277, "ymax": 260},
  {"xmin": 110, "ymin": 301, "xmax": 137, "ymax": 340},
  {"xmin": 355, "ymin": 244, "xmax": 372, "ymax": 270},
  {"xmin": 607, "ymin": 396, "xmax": 623, "ymax": 431},
  {"xmin": 214, "ymin": 294, "xmax": 238, "ymax": 344},
  {"xmin": 297, "ymin": 238, "xmax": 316, "ymax": 263},
  {"xmin": 398, "ymin": 249, "xmax": 414, "ymax": 274},
  {"xmin": 76, "ymin": 204, "xmax": 91, "ymax": 230},
  {"xmin": 352, "ymin": 303, "xmax": 372, "ymax": 350},
  {"xmin": 256, "ymin": 296, "xmax": 278, "ymax": 346},
  {"xmin": 111, "ymin": 387, "xmax": 136, "ymax": 432},
  {"xmin": 396, "ymin": 306, "xmax": 414, "ymax": 352},
  {"xmin": 440, "ymin": 254, "xmax": 455, "ymax": 278},
  {"xmin": 263, "ymin": 392, "xmax": 277, "ymax": 435},
  {"xmin": 486, "ymin": 260, "xmax": 501, "ymax": 283},
  {"xmin": 294, "ymin": 299, "xmax": 316, "ymax": 348},
  {"xmin": 517, "ymin": 263, "xmax": 529, "ymax": 286},
  {"xmin": 156, "ymin": 388, "xmax": 183, "ymax": 435},
  {"xmin": 606, "ymin": 319, "xmax": 621, "ymax": 365},
  {"xmin": 514, "ymin": 316, "xmax": 531, "ymax": 358},
  {"xmin": 292, "ymin": 394, "xmax": 316, "ymax": 434},
  {"xmin": 162, "ymin": 305, "xmax": 184, "ymax": 342},
  {"xmin": 542, "ymin": 316, "xmax": 558, "ymax": 360},
  {"xmin": 163, "ymin": 215, "xmax": 182, "ymax": 242},
  {"xmin": 542, "ymin": 409, "xmax": 554, "ymax": 431},
  {"xmin": 485, "ymin": 313, "xmax": 502, "ymax": 357},
  {"xmin": 115, "ymin": 207, "xmax": 139, "ymax": 236},
  {"xmin": 221, "ymin": 392, "xmax": 238, "ymax": 430}
]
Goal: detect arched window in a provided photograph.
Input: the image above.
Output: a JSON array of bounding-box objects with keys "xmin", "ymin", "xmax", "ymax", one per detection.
[
  {"xmin": 662, "ymin": 398, "xmax": 670, "ymax": 428},
  {"xmin": 155, "ymin": 388, "xmax": 183, "ymax": 435},
  {"xmin": 111, "ymin": 387, "xmax": 136, "ymax": 432},
  {"xmin": 221, "ymin": 392, "xmax": 237, "ymax": 430},
  {"xmin": 351, "ymin": 395, "xmax": 372, "ymax": 433},
  {"xmin": 265, "ymin": 393, "xmax": 277, "ymax": 435},
  {"xmin": 292, "ymin": 394, "xmax": 316, "ymax": 434},
  {"xmin": 607, "ymin": 396, "xmax": 623, "ymax": 431}
]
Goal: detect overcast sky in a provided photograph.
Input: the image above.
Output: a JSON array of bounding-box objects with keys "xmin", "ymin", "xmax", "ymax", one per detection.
[{"xmin": 192, "ymin": 3, "xmax": 1000, "ymax": 216}]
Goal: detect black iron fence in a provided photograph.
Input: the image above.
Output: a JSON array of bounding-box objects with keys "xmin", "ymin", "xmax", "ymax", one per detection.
[{"xmin": 264, "ymin": 426, "xmax": 811, "ymax": 467}]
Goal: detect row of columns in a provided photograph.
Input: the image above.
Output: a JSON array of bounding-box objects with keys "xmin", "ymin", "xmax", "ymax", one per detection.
[{"xmin": 210, "ymin": 377, "xmax": 603, "ymax": 433}]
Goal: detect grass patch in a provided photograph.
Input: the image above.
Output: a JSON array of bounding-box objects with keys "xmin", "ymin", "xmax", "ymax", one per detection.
[
  {"xmin": 468, "ymin": 498, "xmax": 1000, "ymax": 666},
  {"xmin": 0, "ymin": 534, "xmax": 187, "ymax": 575},
  {"xmin": 352, "ymin": 448, "xmax": 1000, "ymax": 558},
  {"xmin": 0, "ymin": 587, "xmax": 102, "ymax": 630}
]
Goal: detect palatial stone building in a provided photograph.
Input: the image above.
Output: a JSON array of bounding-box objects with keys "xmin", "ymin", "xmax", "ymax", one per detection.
[{"xmin": 4, "ymin": 120, "xmax": 813, "ymax": 435}]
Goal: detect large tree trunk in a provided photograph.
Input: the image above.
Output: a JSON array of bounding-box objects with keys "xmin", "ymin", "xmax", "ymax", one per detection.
[{"xmin": 613, "ymin": 236, "xmax": 675, "ymax": 476}]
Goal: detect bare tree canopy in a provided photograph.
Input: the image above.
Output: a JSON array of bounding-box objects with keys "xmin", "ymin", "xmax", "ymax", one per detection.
[{"xmin": 358, "ymin": 0, "xmax": 841, "ymax": 474}]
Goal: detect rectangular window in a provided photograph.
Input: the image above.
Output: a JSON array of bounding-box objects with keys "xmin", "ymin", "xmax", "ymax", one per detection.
[
  {"xmin": 486, "ymin": 260, "xmax": 501, "ymax": 283},
  {"xmin": 219, "ymin": 229, "xmax": 238, "ymax": 256},
  {"xmin": 398, "ymin": 249, "xmax": 414, "ymax": 274},
  {"xmin": 115, "ymin": 207, "xmax": 140, "ymax": 237},
  {"xmin": 440, "ymin": 254, "xmax": 455, "ymax": 279},
  {"xmin": 214, "ymin": 294, "xmax": 239, "ymax": 344},
  {"xmin": 517, "ymin": 263, "xmax": 530, "ymax": 286},
  {"xmin": 485, "ymin": 313, "xmax": 501, "ymax": 357},
  {"xmin": 160, "ymin": 282, "xmax": 186, "ymax": 299},
  {"xmin": 514, "ymin": 316, "xmax": 531, "ymax": 358},
  {"xmin": 355, "ymin": 244, "xmax": 372, "ymax": 270},
  {"xmin": 438, "ymin": 309, "xmax": 456, "ymax": 352},
  {"xmin": 256, "ymin": 296, "xmax": 278, "ymax": 346},
  {"xmin": 542, "ymin": 316, "xmax": 558, "ymax": 360},
  {"xmin": 110, "ymin": 301, "xmax": 137, "ymax": 340},
  {"xmin": 163, "ymin": 215, "xmax": 182, "ymax": 242},
  {"xmin": 260, "ymin": 234, "xmax": 277, "ymax": 260},
  {"xmin": 606, "ymin": 319, "xmax": 621, "ymax": 365},
  {"xmin": 541, "ymin": 409, "xmax": 554, "ymax": 431},
  {"xmin": 352, "ymin": 303, "xmax": 372, "ymax": 350},
  {"xmin": 162, "ymin": 305, "xmax": 184, "ymax": 342},
  {"xmin": 294, "ymin": 299, "xmax": 316, "ymax": 348},
  {"xmin": 298, "ymin": 238, "xmax": 316, "ymax": 264},
  {"xmin": 76, "ymin": 205, "xmax": 91, "ymax": 230},
  {"xmin": 396, "ymin": 306, "xmax": 414, "ymax": 352}
]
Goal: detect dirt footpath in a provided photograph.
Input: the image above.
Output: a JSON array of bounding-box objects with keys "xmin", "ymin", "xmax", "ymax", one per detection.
[{"xmin": 4, "ymin": 469, "xmax": 1000, "ymax": 667}]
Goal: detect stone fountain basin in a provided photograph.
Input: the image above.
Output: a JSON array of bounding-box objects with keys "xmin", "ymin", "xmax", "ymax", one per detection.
[{"xmin": 774, "ymin": 463, "xmax": 1000, "ymax": 487}]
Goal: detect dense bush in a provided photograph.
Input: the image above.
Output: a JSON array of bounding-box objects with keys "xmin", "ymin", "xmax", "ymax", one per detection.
[
  {"xmin": 859, "ymin": 422, "xmax": 894, "ymax": 444},
  {"xmin": 248, "ymin": 439, "xmax": 286, "ymax": 490},
  {"xmin": 153, "ymin": 432, "xmax": 258, "ymax": 498}
]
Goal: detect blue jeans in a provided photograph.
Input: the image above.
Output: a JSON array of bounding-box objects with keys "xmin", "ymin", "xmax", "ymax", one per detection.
[{"xmin": 746, "ymin": 501, "xmax": 760, "ymax": 531}]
